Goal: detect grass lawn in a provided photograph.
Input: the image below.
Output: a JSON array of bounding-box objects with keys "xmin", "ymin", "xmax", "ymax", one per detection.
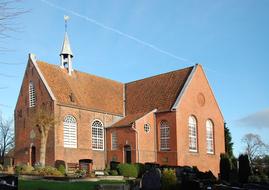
[{"xmin": 19, "ymin": 179, "xmax": 126, "ymax": 190}]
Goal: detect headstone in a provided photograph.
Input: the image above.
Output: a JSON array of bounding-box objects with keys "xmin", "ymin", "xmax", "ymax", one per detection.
[
  {"xmin": 141, "ymin": 168, "xmax": 161, "ymax": 190},
  {"xmin": 0, "ymin": 175, "xmax": 18, "ymax": 190}
]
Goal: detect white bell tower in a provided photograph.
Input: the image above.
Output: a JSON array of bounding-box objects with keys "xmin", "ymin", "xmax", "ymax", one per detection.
[{"xmin": 60, "ymin": 15, "xmax": 73, "ymax": 75}]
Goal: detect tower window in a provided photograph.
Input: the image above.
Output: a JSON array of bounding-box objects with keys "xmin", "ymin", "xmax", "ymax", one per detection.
[{"xmin": 29, "ymin": 81, "xmax": 36, "ymax": 108}]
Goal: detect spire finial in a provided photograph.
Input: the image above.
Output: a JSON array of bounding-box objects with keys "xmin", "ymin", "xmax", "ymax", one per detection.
[{"xmin": 64, "ymin": 15, "xmax": 70, "ymax": 33}]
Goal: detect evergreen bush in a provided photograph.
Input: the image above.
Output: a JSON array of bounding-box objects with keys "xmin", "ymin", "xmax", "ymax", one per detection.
[
  {"xmin": 117, "ymin": 163, "xmax": 138, "ymax": 178},
  {"xmin": 58, "ymin": 164, "xmax": 66, "ymax": 175},
  {"xmin": 238, "ymin": 154, "xmax": 251, "ymax": 183},
  {"xmin": 220, "ymin": 153, "xmax": 231, "ymax": 182},
  {"xmin": 134, "ymin": 163, "xmax": 145, "ymax": 177},
  {"xmin": 161, "ymin": 168, "xmax": 177, "ymax": 190},
  {"xmin": 110, "ymin": 170, "xmax": 118, "ymax": 176}
]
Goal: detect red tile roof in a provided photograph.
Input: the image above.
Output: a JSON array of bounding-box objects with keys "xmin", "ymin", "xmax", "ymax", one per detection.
[
  {"xmin": 112, "ymin": 67, "xmax": 193, "ymax": 127},
  {"xmin": 36, "ymin": 60, "xmax": 193, "ymax": 126},
  {"xmin": 125, "ymin": 67, "xmax": 193, "ymax": 115},
  {"xmin": 36, "ymin": 61, "xmax": 124, "ymax": 115}
]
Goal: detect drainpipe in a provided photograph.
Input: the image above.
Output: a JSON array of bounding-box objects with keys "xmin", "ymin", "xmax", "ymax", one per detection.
[{"xmin": 131, "ymin": 123, "xmax": 140, "ymax": 163}]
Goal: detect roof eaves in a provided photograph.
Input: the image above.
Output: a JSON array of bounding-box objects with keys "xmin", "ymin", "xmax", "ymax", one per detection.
[
  {"xmin": 171, "ymin": 64, "xmax": 198, "ymax": 110},
  {"xmin": 29, "ymin": 53, "xmax": 56, "ymax": 101}
]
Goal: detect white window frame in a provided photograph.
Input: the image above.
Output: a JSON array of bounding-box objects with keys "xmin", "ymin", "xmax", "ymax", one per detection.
[
  {"xmin": 206, "ymin": 119, "xmax": 214, "ymax": 154},
  {"xmin": 144, "ymin": 123, "xmax": 150, "ymax": 133},
  {"xmin": 63, "ymin": 115, "xmax": 77, "ymax": 148},
  {"xmin": 160, "ymin": 120, "xmax": 170, "ymax": 151},
  {"xmin": 29, "ymin": 81, "xmax": 36, "ymax": 107},
  {"xmin": 188, "ymin": 116, "xmax": 198, "ymax": 152},
  {"xmin": 111, "ymin": 131, "xmax": 118, "ymax": 150},
  {"xmin": 91, "ymin": 119, "xmax": 104, "ymax": 151}
]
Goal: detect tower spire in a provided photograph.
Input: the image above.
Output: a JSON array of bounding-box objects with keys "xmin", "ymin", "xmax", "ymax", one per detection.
[{"xmin": 60, "ymin": 15, "xmax": 73, "ymax": 75}]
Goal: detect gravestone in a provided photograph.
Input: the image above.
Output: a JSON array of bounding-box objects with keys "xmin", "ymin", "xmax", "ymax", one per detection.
[
  {"xmin": 0, "ymin": 175, "xmax": 18, "ymax": 190},
  {"xmin": 141, "ymin": 168, "xmax": 161, "ymax": 190}
]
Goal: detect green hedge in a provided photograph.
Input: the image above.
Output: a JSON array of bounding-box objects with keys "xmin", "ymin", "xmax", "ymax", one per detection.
[
  {"xmin": 117, "ymin": 164, "xmax": 138, "ymax": 178},
  {"xmin": 161, "ymin": 169, "xmax": 177, "ymax": 190}
]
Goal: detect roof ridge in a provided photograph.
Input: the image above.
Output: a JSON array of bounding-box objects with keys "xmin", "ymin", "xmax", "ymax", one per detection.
[
  {"xmin": 37, "ymin": 60, "xmax": 123, "ymax": 85},
  {"xmin": 125, "ymin": 65, "xmax": 194, "ymax": 85}
]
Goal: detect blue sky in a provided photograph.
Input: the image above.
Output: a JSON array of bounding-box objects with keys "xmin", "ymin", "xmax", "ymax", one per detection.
[{"xmin": 1, "ymin": 0, "xmax": 268, "ymax": 156}]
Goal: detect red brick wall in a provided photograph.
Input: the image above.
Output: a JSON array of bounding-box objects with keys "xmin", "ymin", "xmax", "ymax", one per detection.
[
  {"xmin": 135, "ymin": 111, "xmax": 157, "ymax": 163},
  {"xmin": 156, "ymin": 111, "xmax": 178, "ymax": 166},
  {"xmin": 106, "ymin": 127, "xmax": 136, "ymax": 164},
  {"xmin": 54, "ymin": 104, "xmax": 121, "ymax": 169},
  {"xmin": 14, "ymin": 59, "xmax": 55, "ymax": 166},
  {"xmin": 176, "ymin": 65, "xmax": 225, "ymax": 176}
]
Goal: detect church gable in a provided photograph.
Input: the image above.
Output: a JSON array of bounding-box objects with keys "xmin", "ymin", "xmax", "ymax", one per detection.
[{"xmin": 177, "ymin": 64, "xmax": 224, "ymax": 120}]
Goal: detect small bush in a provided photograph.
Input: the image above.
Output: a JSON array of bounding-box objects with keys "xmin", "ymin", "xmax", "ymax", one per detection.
[
  {"xmin": 39, "ymin": 166, "xmax": 63, "ymax": 177},
  {"xmin": 55, "ymin": 160, "xmax": 65, "ymax": 169},
  {"xmin": 161, "ymin": 169, "xmax": 177, "ymax": 190},
  {"xmin": 15, "ymin": 164, "xmax": 34, "ymax": 175},
  {"xmin": 134, "ymin": 163, "xmax": 145, "ymax": 177},
  {"xmin": 74, "ymin": 169, "xmax": 87, "ymax": 178},
  {"xmin": 117, "ymin": 163, "xmax": 138, "ymax": 178},
  {"xmin": 260, "ymin": 174, "xmax": 269, "ymax": 184},
  {"xmin": 110, "ymin": 161, "xmax": 120, "ymax": 170},
  {"xmin": 110, "ymin": 170, "xmax": 118, "ymax": 176},
  {"xmin": 249, "ymin": 175, "xmax": 261, "ymax": 183},
  {"xmin": 58, "ymin": 164, "xmax": 66, "ymax": 175}
]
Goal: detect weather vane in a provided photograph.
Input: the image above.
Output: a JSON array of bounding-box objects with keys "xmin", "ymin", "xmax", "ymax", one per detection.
[{"xmin": 64, "ymin": 15, "xmax": 70, "ymax": 32}]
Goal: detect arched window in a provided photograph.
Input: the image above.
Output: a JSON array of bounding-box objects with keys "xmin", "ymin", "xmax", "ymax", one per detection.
[
  {"xmin": 111, "ymin": 131, "xmax": 118, "ymax": 150},
  {"xmin": 91, "ymin": 120, "xmax": 104, "ymax": 150},
  {"xmin": 29, "ymin": 81, "xmax": 36, "ymax": 107},
  {"xmin": 206, "ymin": 120, "xmax": 214, "ymax": 154},
  {"xmin": 160, "ymin": 120, "xmax": 170, "ymax": 150},
  {"xmin": 188, "ymin": 116, "xmax": 198, "ymax": 152},
  {"xmin": 63, "ymin": 115, "xmax": 77, "ymax": 148}
]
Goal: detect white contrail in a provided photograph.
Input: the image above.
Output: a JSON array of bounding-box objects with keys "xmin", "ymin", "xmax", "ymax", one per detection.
[{"xmin": 40, "ymin": 0, "xmax": 192, "ymax": 64}]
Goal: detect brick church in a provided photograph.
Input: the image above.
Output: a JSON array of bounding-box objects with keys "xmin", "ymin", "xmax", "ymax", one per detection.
[{"xmin": 14, "ymin": 30, "xmax": 225, "ymax": 176}]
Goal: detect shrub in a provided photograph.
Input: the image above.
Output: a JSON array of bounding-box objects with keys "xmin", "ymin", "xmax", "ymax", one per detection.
[
  {"xmin": 110, "ymin": 170, "xmax": 118, "ymax": 176},
  {"xmin": 260, "ymin": 174, "xmax": 269, "ymax": 184},
  {"xmin": 135, "ymin": 163, "xmax": 145, "ymax": 177},
  {"xmin": 15, "ymin": 164, "xmax": 34, "ymax": 175},
  {"xmin": 74, "ymin": 169, "xmax": 87, "ymax": 178},
  {"xmin": 220, "ymin": 153, "xmax": 231, "ymax": 182},
  {"xmin": 39, "ymin": 166, "xmax": 63, "ymax": 177},
  {"xmin": 248, "ymin": 175, "xmax": 261, "ymax": 183},
  {"xmin": 58, "ymin": 164, "xmax": 66, "ymax": 175},
  {"xmin": 55, "ymin": 160, "xmax": 65, "ymax": 170},
  {"xmin": 161, "ymin": 169, "xmax": 177, "ymax": 190},
  {"xmin": 110, "ymin": 161, "xmax": 120, "ymax": 171},
  {"xmin": 117, "ymin": 163, "xmax": 138, "ymax": 178},
  {"xmin": 238, "ymin": 154, "xmax": 251, "ymax": 183}
]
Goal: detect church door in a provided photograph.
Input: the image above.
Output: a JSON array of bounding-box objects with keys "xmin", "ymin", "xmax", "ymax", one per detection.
[
  {"xmin": 31, "ymin": 146, "xmax": 36, "ymax": 166},
  {"xmin": 124, "ymin": 145, "xmax": 131, "ymax": 164}
]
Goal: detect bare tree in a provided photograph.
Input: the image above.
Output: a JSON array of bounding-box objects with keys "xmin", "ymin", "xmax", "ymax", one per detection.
[
  {"xmin": 31, "ymin": 108, "xmax": 58, "ymax": 167},
  {"xmin": 0, "ymin": 114, "xmax": 14, "ymax": 164},
  {"xmin": 242, "ymin": 133, "xmax": 268, "ymax": 166},
  {"xmin": 0, "ymin": 0, "xmax": 26, "ymax": 41}
]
